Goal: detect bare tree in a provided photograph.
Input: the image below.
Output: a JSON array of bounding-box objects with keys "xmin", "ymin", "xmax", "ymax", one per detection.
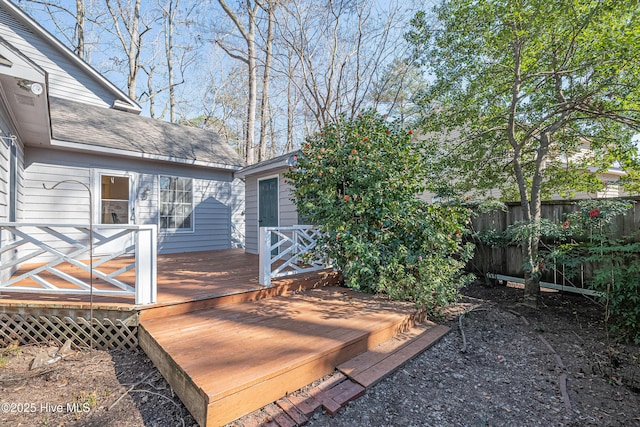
[
  {"xmin": 104, "ymin": 0, "xmax": 152, "ymax": 100},
  {"xmin": 276, "ymin": 0, "xmax": 415, "ymax": 129},
  {"xmin": 158, "ymin": 0, "xmax": 197, "ymax": 122},
  {"xmin": 256, "ymin": 0, "xmax": 277, "ymax": 161},
  {"xmin": 21, "ymin": 0, "xmax": 89, "ymax": 58},
  {"xmin": 215, "ymin": 0, "xmax": 260, "ymax": 164}
]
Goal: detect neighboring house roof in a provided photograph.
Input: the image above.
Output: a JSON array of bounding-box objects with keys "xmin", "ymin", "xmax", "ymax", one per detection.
[
  {"xmin": 49, "ymin": 97, "xmax": 244, "ymax": 170},
  {"xmin": 235, "ymin": 151, "xmax": 299, "ymax": 178}
]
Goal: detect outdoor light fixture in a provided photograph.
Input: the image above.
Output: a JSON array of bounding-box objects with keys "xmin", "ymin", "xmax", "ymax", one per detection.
[
  {"xmin": 17, "ymin": 79, "xmax": 43, "ymax": 96},
  {"xmin": 140, "ymin": 186, "xmax": 150, "ymax": 200}
]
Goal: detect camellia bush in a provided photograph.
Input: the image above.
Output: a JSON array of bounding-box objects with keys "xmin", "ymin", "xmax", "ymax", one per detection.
[
  {"xmin": 285, "ymin": 111, "xmax": 474, "ymax": 313},
  {"xmin": 554, "ymin": 200, "xmax": 640, "ymax": 343}
]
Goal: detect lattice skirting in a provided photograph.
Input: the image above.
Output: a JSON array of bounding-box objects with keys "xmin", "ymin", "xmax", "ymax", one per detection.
[{"xmin": 0, "ymin": 313, "xmax": 138, "ymax": 350}]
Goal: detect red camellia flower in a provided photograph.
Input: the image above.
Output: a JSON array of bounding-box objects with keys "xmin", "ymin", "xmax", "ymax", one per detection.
[
  {"xmin": 562, "ymin": 220, "xmax": 570, "ymax": 228},
  {"xmin": 589, "ymin": 208, "xmax": 600, "ymax": 219}
]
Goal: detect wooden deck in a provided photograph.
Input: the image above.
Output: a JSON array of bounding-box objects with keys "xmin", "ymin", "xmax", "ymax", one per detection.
[
  {"xmin": 139, "ymin": 286, "xmax": 428, "ymax": 427},
  {"xmin": 0, "ymin": 249, "xmax": 337, "ymax": 314},
  {"xmin": 2, "ymin": 248, "xmax": 449, "ymax": 426}
]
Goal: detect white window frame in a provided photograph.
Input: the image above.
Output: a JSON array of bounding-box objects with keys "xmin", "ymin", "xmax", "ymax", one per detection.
[
  {"xmin": 94, "ymin": 170, "xmax": 135, "ymax": 225},
  {"xmin": 158, "ymin": 175, "xmax": 195, "ymax": 233}
]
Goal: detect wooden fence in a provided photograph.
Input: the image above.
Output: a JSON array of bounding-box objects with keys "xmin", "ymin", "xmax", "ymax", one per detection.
[{"xmin": 468, "ymin": 197, "xmax": 640, "ymax": 287}]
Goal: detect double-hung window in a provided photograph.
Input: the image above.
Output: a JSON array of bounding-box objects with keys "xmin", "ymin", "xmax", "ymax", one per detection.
[{"xmin": 159, "ymin": 176, "xmax": 193, "ymax": 231}]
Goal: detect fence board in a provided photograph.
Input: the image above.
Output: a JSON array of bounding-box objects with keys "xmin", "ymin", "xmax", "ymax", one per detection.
[{"xmin": 470, "ymin": 196, "xmax": 640, "ymax": 286}]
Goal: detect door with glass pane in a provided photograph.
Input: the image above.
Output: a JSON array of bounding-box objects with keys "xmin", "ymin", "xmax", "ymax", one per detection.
[
  {"xmin": 96, "ymin": 174, "xmax": 132, "ymax": 256},
  {"xmin": 100, "ymin": 175, "xmax": 130, "ymax": 224}
]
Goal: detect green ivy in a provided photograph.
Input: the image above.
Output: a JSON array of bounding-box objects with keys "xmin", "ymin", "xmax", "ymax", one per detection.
[{"xmin": 286, "ymin": 111, "xmax": 474, "ymax": 314}]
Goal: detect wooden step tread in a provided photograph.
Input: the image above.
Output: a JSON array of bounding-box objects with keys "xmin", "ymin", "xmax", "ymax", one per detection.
[
  {"xmin": 230, "ymin": 322, "xmax": 450, "ymax": 426},
  {"xmin": 338, "ymin": 323, "xmax": 450, "ymax": 388},
  {"xmin": 140, "ymin": 287, "xmax": 425, "ymax": 427}
]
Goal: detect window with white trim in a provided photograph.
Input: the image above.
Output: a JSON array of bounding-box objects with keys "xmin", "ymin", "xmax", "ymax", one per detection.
[{"xmin": 159, "ymin": 176, "xmax": 193, "ymax": 230}]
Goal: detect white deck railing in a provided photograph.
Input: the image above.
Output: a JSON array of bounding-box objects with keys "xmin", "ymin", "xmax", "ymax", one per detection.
[
  {"xmin": 0, "ymin": 223, "xmax": 157, "ymax": 305},
  {"xmin": 259, "ymin": 225, "xmax": 329, "ymax": 287}
]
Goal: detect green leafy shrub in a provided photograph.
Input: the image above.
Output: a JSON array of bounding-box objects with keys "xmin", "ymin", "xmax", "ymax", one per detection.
[
  {"xmin": 558, "ymin": 200, "xmax": 640, "ymax": 343},
  {"xmin": 286, "ymin": 111, "xmax": 474, "ymax": 313},
  {"xmin": 477, "ymin": 199, "xmax": 640, "ymax": 342}
]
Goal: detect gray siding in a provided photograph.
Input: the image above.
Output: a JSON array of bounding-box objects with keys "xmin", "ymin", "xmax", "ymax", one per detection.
[
  {"xmin": 0, "ymin": 105, "xmax": 24, "ymax": 279},
  {"xmin": 0, "ymin": 109, "xmax": 10, "ymax": 221},
  {"xmin": 244, "ymin": 166, "xmax": 298, "ymax": 254},
  {"xmin": 0, "ymin": 104, "xmax": 25, "ymax": 222},
  {"xmin": 0, "ymin": 8, "xmax": 114, "ymax": 107},
  {"xmin": 24, "ymin": 147, "xmax": 239, "ymax": 255},
  {"xmin": 14, "ymin": 140, "xmax": 24, "ymax": 222}
]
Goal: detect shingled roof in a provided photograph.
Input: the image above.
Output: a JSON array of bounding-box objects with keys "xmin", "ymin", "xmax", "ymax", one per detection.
[{"xmin": 49, "ymin": 97, "xmax": 244, "ymax": 168}]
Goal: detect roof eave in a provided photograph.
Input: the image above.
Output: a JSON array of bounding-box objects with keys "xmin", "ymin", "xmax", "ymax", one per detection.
[
  {"xmin": 235, "ymin": 151, "xmax": 299, "ymax": 178},
  {"xmin": 50, "ymin": 138, "xmax": 244, "ymax": 171}
]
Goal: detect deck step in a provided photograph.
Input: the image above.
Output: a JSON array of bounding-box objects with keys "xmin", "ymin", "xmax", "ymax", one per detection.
[
  {"xmin": 139, "ymin": 287, "xmax": 425, "ymax": 427},
  {"xmin": 338, "ymin": 323, "xmax": 451, "ymax": 388},
  {"xmin": 234, "ymin": 323, "xmax": 450, "ymax": 426}
]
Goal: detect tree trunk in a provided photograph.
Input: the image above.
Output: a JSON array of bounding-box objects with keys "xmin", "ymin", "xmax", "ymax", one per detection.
[
  {"xmin": 105, "ymin": 0, "xmax": 146, "ymax": 101},
  {"xmin": 522, "ymin": 132, "xmax": 551, "ymax": 307},
  {"xmin": 165, "ymin": 0, "xmax": 177, "ymax": 123},
  {"xmin": 246, "ymin": 30, "xmax": 257, "ymax": 164},
  {"xmin": 258, "ymin": 1, "xmax": 275, "ymax": 161},
  {"xmin": 75, "ymin": 0, "xmax": 85, "ymax": 59},
  {"xmin": 522, "ymin": 235, "xmax": 540, "ymax": 307},
  {"xmin": 216, "ymin": 0, "xmax": 258, "ymax": 164}
]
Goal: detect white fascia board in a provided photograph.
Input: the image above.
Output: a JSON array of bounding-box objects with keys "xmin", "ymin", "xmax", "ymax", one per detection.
[
  {"xmin": 50, "ymin": 138, "xmax": 243, "ymax": 171},
  {"xmin": 235, "ymin": 152, "xmax": 298, "ymax": 178},
  {"xmin": 235, "ymin": 160, "xmax": 288, "ymax": 178},
  {"xmin": 2, "ymin": 0, "xmax": 141, "ymax": 113},
  {"xmin": 0, "ymin": 38, "xmax": 46, "ymax": 82}
]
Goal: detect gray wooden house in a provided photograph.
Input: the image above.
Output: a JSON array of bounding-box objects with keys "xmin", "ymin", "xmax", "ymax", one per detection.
[{"xmin": 0, "ymin": 0, "xmax": 244, "ymax": 262}]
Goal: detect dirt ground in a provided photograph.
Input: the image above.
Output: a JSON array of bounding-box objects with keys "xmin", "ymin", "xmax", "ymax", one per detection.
[{"xmin": 1, "ymin": 282, "xmax": 639, "ymax": 427}]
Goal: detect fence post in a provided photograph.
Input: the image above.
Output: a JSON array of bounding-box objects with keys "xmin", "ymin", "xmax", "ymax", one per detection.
[{"xmin": 135, "ymin": 225, "xmax": 157, "ymax": 305}]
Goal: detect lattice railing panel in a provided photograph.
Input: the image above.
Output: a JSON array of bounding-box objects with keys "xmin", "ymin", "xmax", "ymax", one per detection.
[
  {"xmin": 0, "ymin": 313, "xmax": 138, "ymax": 350},
  {"xmin": 0, "ymin": 223, "xmax": 157, "ymax": 305},
  {"xmin": 259, "ymin": 225, "xmax": 331, "ymax": 286}
]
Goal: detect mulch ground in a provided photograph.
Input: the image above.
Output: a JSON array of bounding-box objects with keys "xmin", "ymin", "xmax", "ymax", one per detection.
[{"xmin": 1, "ymin": 281, "xmax": 639, "ymax": 426}]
